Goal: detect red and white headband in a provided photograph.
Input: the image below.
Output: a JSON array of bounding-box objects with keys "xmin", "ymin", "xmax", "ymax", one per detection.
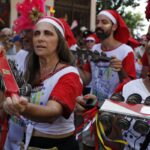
[
  {"xmin": 37, "ymin": 17, "xmax": 65, "ymax": 37},
  {"xmin": 86, "ymin": 37, "xmax": 95, "ymax": 42},
  {"xmin": 98, "ymin": 11, "xmax": 117, "ymax": 24}
]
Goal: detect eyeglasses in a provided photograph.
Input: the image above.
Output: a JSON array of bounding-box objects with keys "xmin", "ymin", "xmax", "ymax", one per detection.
[
  {"xmin": 0, "ymin": 34, "xmax": 12, "ymax": 38},
  {"xmin": 86, "ymin": 40, "xmax": 95, "ymax": 43}
]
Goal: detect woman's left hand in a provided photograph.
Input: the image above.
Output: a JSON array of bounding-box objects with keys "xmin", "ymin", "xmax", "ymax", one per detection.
[
  {"xmin": 75, "ymin": 94, "xmax": 97, "ymax": 115},
  {"xmin": 110, "ymin": 56, "xmax": 122, "ymax": 72}
]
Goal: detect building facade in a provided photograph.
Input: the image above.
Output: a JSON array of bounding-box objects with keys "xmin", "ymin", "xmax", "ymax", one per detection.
[{"xmin": 0, "ymin": 0, "xmax": 96, "ymax": 31}]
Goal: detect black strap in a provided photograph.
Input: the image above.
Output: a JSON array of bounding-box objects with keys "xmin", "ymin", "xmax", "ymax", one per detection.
[{"xmin": 140, "ymin": 130, "xmax": 150, "ymax": 150}]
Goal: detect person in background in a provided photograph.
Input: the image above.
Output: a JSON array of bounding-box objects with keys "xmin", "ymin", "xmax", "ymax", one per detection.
[
  {"xmin": 76, "ymin": 34, "xmax": 150, "ymax": 149},
  {"xmin": 0, "ymin": 27, "xmax": 16, "ymax": 59},
  {"xmin": 59, "ymin": 18, "xmax": 78, "ymax": 51},
  {"xmin": 75, "ymin": 31, "xmax": 150, "ymax": 150},
  {"xmin": 134, "ymin": 34, "xmax": 147, "ymax": 60},
  {"xmin": 122, "ymin": 40, "xmax": 150, "ymax": 149},
  {"xmin": 132, "ymin": 34, "xmax": 147, "ymax": 78},
  {"xmin": 119, "ymin": 1, "xmax": 150, "ymax": 149},
  {"xmin": 85, "ymin": 34, "xmax": 97, "ymax": 51},
  {"xmin": 140, "ymin": 25, "xmax": 150, "ymax": 78},
  {"xmin": 2, "ymin": 16, "xmax": 83, "ymax": 150},
  {"xmin": 78, "ymin": 9, "xmax": 136, "ymax": 101},
  {"xmin": 77, "ymin": 9, "xmax": 136, "ymax": 150},
  {"xmin": 11, "ymin": 34, "xmax": 29, "ymax": 72},
  {"xmin": 11, "ymin": 35, "xmax": 22, "ymax": 53},
  {"xmin": 19, "ymin": 29, "xmax": 33, "ymax": 52},
  {"xmin": 77, "ymin": 27, "xmax": 93, "ymax": 50},
  {"xmin": 77, "ymin": 1, "xmax": 150, "ymax": 149},
  {"xmin": 127, "ymin": 35, "xmax": 142, "ymax": 78},
  {"xmin": 82, "ymin": 33, "xmax": 99, "ymax": 95}
]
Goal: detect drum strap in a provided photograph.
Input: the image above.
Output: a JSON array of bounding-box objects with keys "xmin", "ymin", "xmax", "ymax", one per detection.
[{"xmin": 140, "ymin": 130, "xmax": 150, "ymax": 150}]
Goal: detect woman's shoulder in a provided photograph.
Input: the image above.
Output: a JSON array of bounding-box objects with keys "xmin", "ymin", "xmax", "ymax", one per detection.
[
  {"xmin": 57, "ymin": 65, "xmax": 79, "ymax": 75},
  {"xmin": 55, "ymin": 65, "xmax": 82, "ymax": 83}
]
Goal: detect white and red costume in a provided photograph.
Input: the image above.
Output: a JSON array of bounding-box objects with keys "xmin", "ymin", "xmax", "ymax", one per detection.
[
  {"xmin": 122, "ymin": 79, "xmax": 150, "ymax": 150},
  {"xmin": 90, "ymin": 43, "xmax": 136, "ymax": 101}
]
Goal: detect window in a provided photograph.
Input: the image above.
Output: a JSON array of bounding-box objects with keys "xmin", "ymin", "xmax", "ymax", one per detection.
[
  {"xmin": 54, "ymin": 0, "xmax": 91, "ymax": 29},
  {"xmin": 0, "ymin": 0, "xmax": 10, "ymax": 29}
]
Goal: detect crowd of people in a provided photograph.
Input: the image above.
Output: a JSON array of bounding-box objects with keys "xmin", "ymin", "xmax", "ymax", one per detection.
[{"xmin": 0, "ymin": 0, "xmax": 150, "ymax": 150}]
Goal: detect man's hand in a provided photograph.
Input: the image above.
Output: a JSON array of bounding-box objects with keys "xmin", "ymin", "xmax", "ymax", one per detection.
[
  {"xmin": 75, "ymin": 94, "xmax": 97, "ymax": 115},
  {"xmin": 110, "ymin": 56, "xmax": 122, "ymax": 72}
]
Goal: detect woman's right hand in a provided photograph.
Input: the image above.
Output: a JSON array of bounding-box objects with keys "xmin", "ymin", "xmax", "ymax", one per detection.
[
  {"xmin": 3, "ymin": 95, "xmax": 28, "ymax": 116},
  {"xmin": 75, "ymin": 96, "xmax": 86, "ymax": 115}
]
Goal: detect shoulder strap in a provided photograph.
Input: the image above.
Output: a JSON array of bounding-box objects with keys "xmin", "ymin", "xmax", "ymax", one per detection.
[{"xmin": 140, "ymin": 130, "xmax": 150, "ymax": 150}]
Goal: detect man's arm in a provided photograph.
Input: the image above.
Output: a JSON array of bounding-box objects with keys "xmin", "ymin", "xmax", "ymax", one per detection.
[{"xmin": 77, "ymin": 67, "xmax": 91, "ymax": 85}]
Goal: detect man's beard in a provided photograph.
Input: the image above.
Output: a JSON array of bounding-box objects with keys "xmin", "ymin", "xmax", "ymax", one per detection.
[{"xmin": 96, "ymin": 27, "xmax": 111, "ymax": 41}]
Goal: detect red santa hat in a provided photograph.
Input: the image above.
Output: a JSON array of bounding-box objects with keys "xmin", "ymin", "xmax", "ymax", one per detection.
[
  {"xmin": 86, "ymin": 36, "xmax": 95, "ymax": 42},
  {"xmin": 145, "ymin": 0, "xmax": 150, "ymax": 20},
  {"xmin": 37, "ymin": 16, "xmax": 65, "ymax": 37},
  {"xmin": 127, "ymin": 37, "xmax": 141, "ymax": 49},
  {"xmin": 37, "ymin": 17, "xmax": 77, "ymax": 48},
  {"xmin": 98, "ymin": 10, "xmax": 130, "ymax": 43},
  {"xmin": 59, "ymin": 18, "xmax": 77, "ymax": 48},
  {"xmin": 85, "ymin": 34, "xmax": 100, "ymax": 44}
]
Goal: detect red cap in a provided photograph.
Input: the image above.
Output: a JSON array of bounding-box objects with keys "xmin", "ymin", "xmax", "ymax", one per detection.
[
  {"xmin": 98, "ymin": 10, "xmax": 130, "ymax": 43},
  {"xmin": 127, "ymin": 37, "xmax": 141, "ymax": 49},
  {"xmin": 86, "ymin": 33, "xmax": 100, "ymax": 44},
  {"xmin": 59, "ymin": 18, "xmax": 77, "ymax": 48},
  {"xmin": 37, "ymin": 17, "xmax": 65, "ymax": 37}
]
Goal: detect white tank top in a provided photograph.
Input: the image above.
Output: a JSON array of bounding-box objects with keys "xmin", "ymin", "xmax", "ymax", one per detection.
[{"xmin": 29, "ymin": 66, "xmax": 81, "ymax": 135}]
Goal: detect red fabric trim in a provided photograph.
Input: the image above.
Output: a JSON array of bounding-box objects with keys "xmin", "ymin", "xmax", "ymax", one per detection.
[
  {"xmin": 107, "ymin": 10, "xmax": 130, "ymax": 44},
  {"xmin": 59, "ymin": 18, "xmax": 77, "ymax": 47},
  {"xmin": 77, "ymin": 60, "xmax": 91, "ymax": 73},
  {"xmin": 75, "ymin": 105, "xmax": 98, "ymax": 133},
  {"xmin": 122, "ymin": 51, "xmax": 136, "ymax": 79},
  {"xmin": 141, "ymin": 51, "xmax": 149, "ymax": 66},
  {"xmin": 114, "ymin": 51, "xmax": 136, "ymax": 93},
  {"xmin": 145, "ymin": 0, "xmax": 150, "ymax": 20},
  {"xmin": 127, "ymin": 37, "xmax": 141, "ymax": 49},
  {"xmin": 114, "ymin": 78, "xmax": 131, "ymax": 93},
  {"xmin": 82, "ymin": 62, "xmax": 91, "ymax": 73},
  {"xmin": 40, "ymin": 65, "xmax": 69, "ymax": 82},
  {"xmin": 50, "ymin": 73, "xmax": 83, "ymax": 118},
  {"xmin": 0, "ymin": 118, "xmax": 8, "ymax": 150}
]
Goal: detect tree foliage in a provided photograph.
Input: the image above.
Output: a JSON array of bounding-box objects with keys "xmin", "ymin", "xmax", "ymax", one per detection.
[
  {"xmin": 122, "ymin": 11, "xmax": 145, "ymax": 38},
  {"xmin": 96, "ymin": 0, "xmax": 140, "ymax": 14},
  {"xmin": 96, "ymin": 0, "xmax": 145, "ymax": 37}
]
